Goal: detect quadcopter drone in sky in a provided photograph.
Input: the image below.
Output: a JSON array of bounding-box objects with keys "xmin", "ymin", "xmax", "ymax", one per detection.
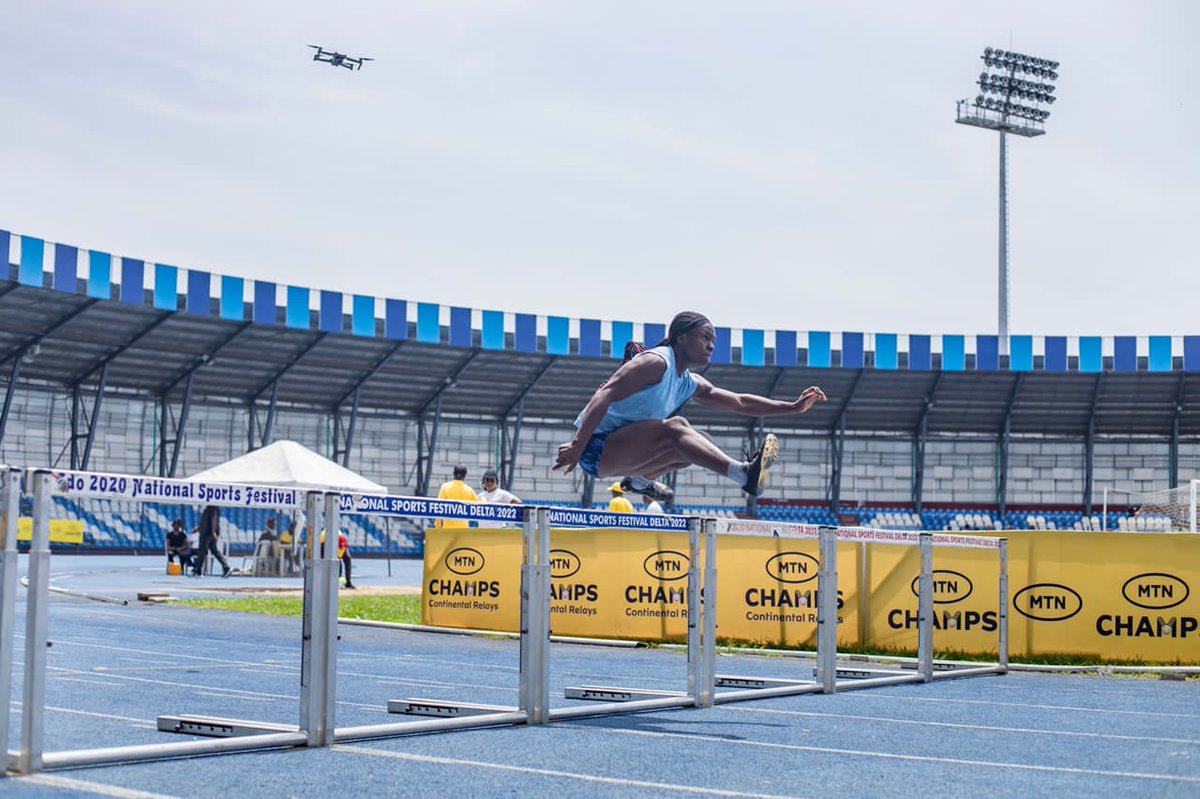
[{"xmin": 308, "ymin": 45, "xmax": 373, "ymax": 71}]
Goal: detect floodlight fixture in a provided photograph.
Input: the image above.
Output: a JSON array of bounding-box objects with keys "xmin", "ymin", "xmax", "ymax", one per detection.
[{"xmin": 955, "ymin": 45, "xmax": 1061, "ymax": 355}]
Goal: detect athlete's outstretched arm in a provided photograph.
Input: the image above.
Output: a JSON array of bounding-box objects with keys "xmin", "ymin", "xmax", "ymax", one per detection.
[
  {"xmin": 692, "ymin": 376, "xmax": 827, "ymax": 417},
  {"xmin": 552, "ymin": 355, "xmax": 667, "ymax": 474}
]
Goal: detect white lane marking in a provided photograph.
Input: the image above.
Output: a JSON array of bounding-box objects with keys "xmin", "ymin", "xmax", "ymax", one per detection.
[
  {"xmin": 727, "ymin": 705, "xmax": 1200, "ymax": 745},
  {"xmin": 52, "ymin": 676, "xmax": 124, "ymax": 687},
  {"xmin": 854, "ymin": 691, "xmax": 1200, "ymax": 719},
  {"xmin": 338, "ymin": 745, "xmax": 800, "ymax": 798},
  {"xmin": 16, "ymin": 773, "xmax": 183, "ymax": 799},
  {"xmin": 48, "ymin": 705, "xmax": 146, "ymax": 723},
  {"xmin": 571, "ymin": 725, "xmax": 1200, "ymax": 784}
]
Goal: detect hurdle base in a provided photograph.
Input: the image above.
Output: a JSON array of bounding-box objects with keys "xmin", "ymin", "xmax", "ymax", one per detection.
[
  {"xmin": 388, "ymin": 699, "xmax": 519, "ymax": 718},
  {"xmin": 156, "ymin": 714, "xmax": 299, "ymax": 738},
  {"xmin": 563, "ymin": 685, "xmax": 688, "ymax": 703},
  {"xmin": 716, "ymin": 675, "xmax": 817, "ymax": 690}
]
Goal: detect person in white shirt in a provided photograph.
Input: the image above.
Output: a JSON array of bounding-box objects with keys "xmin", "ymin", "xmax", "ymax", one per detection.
[
  {"xmin": 478, "ymin": 469, "xmax": 521, "ymax": 528},
  {"xmin": 642, "ymin": 494, "xmax": 665, "ymax": 514}
]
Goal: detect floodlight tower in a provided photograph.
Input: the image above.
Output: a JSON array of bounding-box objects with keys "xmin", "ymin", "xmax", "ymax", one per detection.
[{"xmin": 956, "ymin": 47, "xmax": 1059, "ymax": 356}]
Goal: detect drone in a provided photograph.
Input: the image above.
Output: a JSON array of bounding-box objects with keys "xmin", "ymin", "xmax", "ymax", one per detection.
[{"xmin": 308, "ymin": 45, "xmax": 373, "ymax": 71}]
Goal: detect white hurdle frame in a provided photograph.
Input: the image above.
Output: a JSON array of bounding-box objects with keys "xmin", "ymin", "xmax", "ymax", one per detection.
[
  {"xmin": 703, "ymin": 521, "xmax": 1008, "ymax": 703},
  {"xmin": 8, "ymin": 468, "xmax": 318, "ymax": 775},
  {"xmin": 823, "ymin": 527, "xmax": 1008, "ymax": 687},
  {"xmin": 703, "ymin": 520, "xmax": 836, "ymax": 703},
  {"xmin": 332, "ymin": 493, "xmax": 533, "ymax": 741},
  {"xmin": 548, "ymin": 510, "xmax": 709, "ymax": 720}
]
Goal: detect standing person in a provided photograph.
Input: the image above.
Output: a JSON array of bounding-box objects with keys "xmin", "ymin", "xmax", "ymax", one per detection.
[
  {"xmin": 608, "ymin": 482, "xmax": 635, "ymax": 514},
  {"xmin": 436, "ymin": 465, "xmax": 479, "ymax": 529},
  {"xmin": 553, "ymin": 311, "xmax": 827, "ymax": 497},
  {"xmin": 321, "ymin": 529, "xmax": 355, "ymax": 589},
  {"xmin": 477, "ymin": 469, "xmax": 521, "ymax": 529},
  {"xmin": 165, "ymin": 518, "xmax": 193, "ymax": 573},
  {"xmin": 642, "ymin": 494, "xmax": 666, "ymax": 515},
  {"xmin": 192, "ymin": 504, "xmax": 231, "ymax": 578}
]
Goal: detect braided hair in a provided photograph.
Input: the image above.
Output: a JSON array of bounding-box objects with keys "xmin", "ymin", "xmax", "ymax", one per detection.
[{"xmin": 623, "ymin": 311, "xmax": 712, "ymax": 362}]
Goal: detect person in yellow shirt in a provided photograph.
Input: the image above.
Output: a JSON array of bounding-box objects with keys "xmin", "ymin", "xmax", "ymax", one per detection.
[
  {"xmin": 608, "ymin": 482, "xmax": 635, "ymax": 513},
  {"xmin": 436, "ymin": 464, "xmax": 479, "ymax": 528}
]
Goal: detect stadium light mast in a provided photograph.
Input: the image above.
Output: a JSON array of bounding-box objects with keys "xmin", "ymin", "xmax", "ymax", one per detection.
[{"xmin": 956, "ymin": 46, "xmax": 1059, "ymax": 356}]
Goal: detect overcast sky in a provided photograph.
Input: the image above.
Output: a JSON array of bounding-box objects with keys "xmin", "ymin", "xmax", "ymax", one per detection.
[{"xmin": 2, "ymin": 1, "xmax": 1196, "ymax": 338}]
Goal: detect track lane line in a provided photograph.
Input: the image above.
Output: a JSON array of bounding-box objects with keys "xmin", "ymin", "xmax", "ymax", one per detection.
[
  {"xmin": 726, "ymin": 705, "xmax": 1200, "ymax": 745},
  {"xmin": 565, "ymin": 724, "xmax": 1200, "ymax": 784},
  {"xmin": 337, "ymin": 745, "xmax": 801, "ymax": 798}
]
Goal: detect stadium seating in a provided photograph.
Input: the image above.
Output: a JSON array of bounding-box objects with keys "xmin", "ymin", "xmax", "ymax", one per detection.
[{"xmin": 754, "ymin": 505, "xmax": 838, "ymax": 526}]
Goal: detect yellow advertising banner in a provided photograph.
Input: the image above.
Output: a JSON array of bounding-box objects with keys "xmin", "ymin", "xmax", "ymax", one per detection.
[
  {"xmin": 17, "ymin": 518, "xmax": 86, "ymax": 545},
  {"xmin": 702, "ymin": 535, "xmax": 856, "ymax": 648},
  {"xmin": 422, "ymin": 528, "xmax": 1200, "ymax": 663}
]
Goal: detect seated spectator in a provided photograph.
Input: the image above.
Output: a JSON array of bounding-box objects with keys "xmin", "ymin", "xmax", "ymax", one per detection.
[
  {"xmin": 279, "ymin": 520, "xmax": 300, "ymax": 575},
  {"xmin": 166, "ymin": 519, "xmax": 193, "ymax": 573}
]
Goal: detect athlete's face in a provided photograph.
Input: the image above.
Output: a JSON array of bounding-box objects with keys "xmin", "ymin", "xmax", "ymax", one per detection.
[{"xmin": 679, "ymin": 323, "xmax": 716, "ymax": 367}]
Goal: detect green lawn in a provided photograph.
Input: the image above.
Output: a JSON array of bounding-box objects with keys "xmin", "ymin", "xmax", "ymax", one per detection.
[{"xmin": 178, "ymin": 593, "xmax": 422, "ymax": 624}]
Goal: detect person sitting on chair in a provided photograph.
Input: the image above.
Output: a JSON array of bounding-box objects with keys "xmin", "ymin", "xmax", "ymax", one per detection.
[{"xmin": 166, "ymin": 519, "xmax": 193, "ymax": 573}]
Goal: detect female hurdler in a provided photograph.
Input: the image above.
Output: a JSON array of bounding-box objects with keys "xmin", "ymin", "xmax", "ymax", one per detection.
[{"xmin": 553, "ymin": 311, "xmax": 827, "ymax": 499}]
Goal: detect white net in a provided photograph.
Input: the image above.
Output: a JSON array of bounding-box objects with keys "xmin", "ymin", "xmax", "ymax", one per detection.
[{"xmin": 1108, "ymin": 482, "xmax": 1198, "ymax": 533}]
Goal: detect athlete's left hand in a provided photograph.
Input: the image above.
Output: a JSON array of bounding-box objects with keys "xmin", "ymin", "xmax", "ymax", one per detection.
[
  {"xmin": 553, "ymin": 440, "xmax": 583, "ymax": 475},
  {"xmin": 793, "ymin": 386, "xmax": 827, "ymax": 412}
]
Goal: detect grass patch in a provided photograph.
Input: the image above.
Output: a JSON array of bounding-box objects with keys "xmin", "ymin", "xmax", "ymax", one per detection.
[{"xmin": 178, "ymin": 594, "xmax": 422, "ymax": 625}]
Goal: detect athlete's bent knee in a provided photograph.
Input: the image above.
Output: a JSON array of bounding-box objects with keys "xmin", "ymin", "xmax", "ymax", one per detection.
[{"xmin": 663, "ymin": 417, "xmax": 693, "ymax": 437}]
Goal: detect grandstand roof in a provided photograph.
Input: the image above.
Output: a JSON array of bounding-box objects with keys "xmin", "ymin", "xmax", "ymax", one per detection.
[{"xmin": 2, "ymin": 270, "xmax": 1197, "ymax": 438}]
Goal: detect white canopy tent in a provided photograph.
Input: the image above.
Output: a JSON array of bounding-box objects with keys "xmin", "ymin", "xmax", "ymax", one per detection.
[
  {"xmin": 189, "ymin": 440, "xmax": 386, "ymax": 493},
  {"xmin": 189, "ymin": 441, "xmax": 388, "ymax": 577}
]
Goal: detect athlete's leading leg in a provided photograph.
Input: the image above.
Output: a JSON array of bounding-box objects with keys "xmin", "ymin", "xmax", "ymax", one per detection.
[
  {"xmin": 600, "ymin": 418, "xmax": 779, "ymax": 496},
  {"xmin": 599, "ymin": 417, "xmax": 733, "ymax": 478}
]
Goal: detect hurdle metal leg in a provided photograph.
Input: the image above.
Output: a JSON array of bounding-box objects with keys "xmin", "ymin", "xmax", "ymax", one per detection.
[
  {"xmin": 0, "ymin": 467, "xmax": 19, "ymax": 772},
  {"xmin": 685, "ymin": 519, "xmax": 701, "ymax": 704},
  {"xmin": 998, "ymin": 538, "xmax": 1009, "ymax": 671},
  {"xmin": 15, "ymin": 470, "xmax": 51, "ymax": 774},
  {"xmin": 918, "ymin": 533, "xmax": 934, "ymax": 682},
  {"xmin": 699, "ymin": 519, "xmax": 717, "ymax": 708},
  {"xmin": 817, "ymin": 526, "xmax": 839, "ymax": 693}
]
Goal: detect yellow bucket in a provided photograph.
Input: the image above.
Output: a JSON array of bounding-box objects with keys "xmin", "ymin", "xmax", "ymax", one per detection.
[{"xmin": 167, "ymin": 562, "xmax": 182, "ymax": 576}]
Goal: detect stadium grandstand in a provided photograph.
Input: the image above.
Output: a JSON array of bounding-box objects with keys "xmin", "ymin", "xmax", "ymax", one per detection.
[{"xmin": 3, "ymin": 228, "xmax": 1200, "ymax": 553}]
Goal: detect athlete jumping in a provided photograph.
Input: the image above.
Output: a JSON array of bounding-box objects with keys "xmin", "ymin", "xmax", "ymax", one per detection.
[{"xmin": 553, "ymin": 311, "xmax": 827, "ymax": 499}]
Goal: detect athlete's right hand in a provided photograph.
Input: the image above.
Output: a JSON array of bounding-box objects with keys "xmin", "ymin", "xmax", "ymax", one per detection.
[{"xmin": 553, "ymin": 440, "xmax": 583, "ymax": 475}]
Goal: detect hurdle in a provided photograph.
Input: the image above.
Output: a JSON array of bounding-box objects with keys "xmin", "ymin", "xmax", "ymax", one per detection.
[
  {"xmin": 6, "ymin": 468, "xmax": 329, "ymax": 774},
  {"xmin": 703, "ymin": 519, "xmax": 1007, "ymax": 704},
  {"xmin": 331, "ymin": 493, "xmax": 533, "ymax": 741},
  {"xmin": 702, "ymin": 521, "xmax": 843, "ymax": 702},
  {"xmin": 823, "ymin": 527, "xmax": 1007, "ymax": 689},
  {"xmin": 532, "ymin": 507, "xmax": 714, "ymax": 720}
]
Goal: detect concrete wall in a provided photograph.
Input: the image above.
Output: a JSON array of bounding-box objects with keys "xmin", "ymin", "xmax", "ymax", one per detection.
[{"xmin": 4, "ymin": 382, "xmax": 1200, "ymax": 508}]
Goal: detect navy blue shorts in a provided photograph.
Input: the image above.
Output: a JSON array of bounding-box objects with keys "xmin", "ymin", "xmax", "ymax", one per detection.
[{"xmin": 578, "ymin": 432, "xmax": 608, "ymax": 478}]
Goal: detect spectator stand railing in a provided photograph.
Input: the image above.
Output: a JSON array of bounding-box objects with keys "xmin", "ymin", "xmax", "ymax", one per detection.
[{"xmin": 6, "ymin": 468, "xmax": 329, "ymax": 774}]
